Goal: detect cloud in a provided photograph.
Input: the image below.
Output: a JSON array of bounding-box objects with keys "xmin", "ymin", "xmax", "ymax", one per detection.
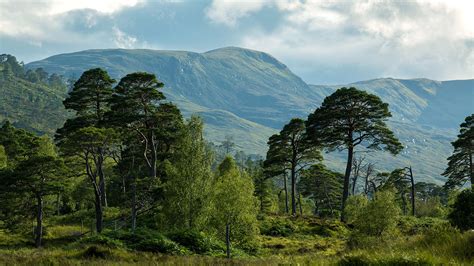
[
  {"xmin": 0, "ymin": 0, "xmax": 471, "ymax": 83},
  {"xmin": 112, "ymin": 26, "xmax": 138, "ymax": 48},
  {"xmin": 205, "ymin": 0, "xmax": 473, "ymax": 83},
  {"xmin": 205, "ymin": 0, "xmax": 271, "ymax": 27}
]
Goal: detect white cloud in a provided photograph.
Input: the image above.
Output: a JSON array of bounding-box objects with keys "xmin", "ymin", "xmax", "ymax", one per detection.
[
  {"xmin": 208, "ymin": 0, "xmax": 473, "ymax": 82},
  {"xmin": 48, "ymin": 0, "xmax": 143, "ymax": 14},
  {"xmin": 0, "ymin": 0, "xmax": 143, "ymax": 39},
  {"xmin": 112, "ymin": 26, "xmax": 137, "ymax": 48},
  {"xmin": 205, "ymin": 0, "xmax": 271, "ymax": 27}
]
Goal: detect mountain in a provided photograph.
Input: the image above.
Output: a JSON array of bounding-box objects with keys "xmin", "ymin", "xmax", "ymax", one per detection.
[{"xmin": 25, "ymin": 47, "xmax": 474, "ymax": 183}]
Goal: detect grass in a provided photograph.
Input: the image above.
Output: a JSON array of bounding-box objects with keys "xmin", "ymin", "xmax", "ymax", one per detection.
[{"xmin": 0, "ymin": 215, "xmax": 473, "ymax": 265}]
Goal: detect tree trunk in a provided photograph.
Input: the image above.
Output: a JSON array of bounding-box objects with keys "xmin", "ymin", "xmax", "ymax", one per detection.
[
  {"xmin": 35, "ymin": 194, "xmax": 43, "ymax": 248},
  {"xmin": 298, "ymin": 193, "xmax": 303, "ymax": 216},
  {"xmin": 470, "ymin": 152, "xmax": 473, "ymax": 189},
  {"xmin": 94, "ymin": 192, "xmax": 103, "ymax": 233},
  {"xmin": 131, "ymin": 178, "xmax": 137, "ymax": 232},
  {"xmin": 150, "ymin": 132, "xmax": 158, "ymax": 179},
  {"xmin": 341, "ymin": 146, "xmax": 353, "ymax": 222},
  {"xmin": 98, "ymin": 153, "xmax": 107, "ymax": 208},
  {"xmin": 283, "ymin": 173, "xmax": 289, "ymax": 214},
  {"xmin": 226, "ymin": 223, "xmax": 231, "ymax": 259},
  {"xmin": 291, "ymin": 165, "xmax": 297, "ymax": 216},
  {"xmin": 409, "ymin": 166, "xmax": 416, "ymax": 216}
]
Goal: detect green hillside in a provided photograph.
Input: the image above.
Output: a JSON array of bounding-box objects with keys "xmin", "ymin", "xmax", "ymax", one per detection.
[
  {"xmin": 0, "ymin": 55, "xmax": 68, "ymax": 135},
  {"xmin": 22, "ymin": 48, "xmax": 474, "ymax": 183}
]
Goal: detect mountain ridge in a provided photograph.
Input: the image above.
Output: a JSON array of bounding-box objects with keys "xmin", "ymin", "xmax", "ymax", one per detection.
[{"xmin": 23, "ymin": 47, "xmax": 474, "ymax": 183}]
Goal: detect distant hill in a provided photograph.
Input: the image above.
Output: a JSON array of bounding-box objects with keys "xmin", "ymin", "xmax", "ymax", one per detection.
[
  {"xmin": 24, "ymin": 47, "xmax": 474, "ymax": 183},
  {"xmin": 0, "ymin": 55, "xmax": 68, "ymax": 135}
]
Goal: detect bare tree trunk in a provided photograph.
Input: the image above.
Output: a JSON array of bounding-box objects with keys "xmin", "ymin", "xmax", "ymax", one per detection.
[
  {"xmin": 35, "ymin": 194, "xmax": 43, "ymax": 248},
  {"xmin": 341, "ymin": 146, "xmax": 354, "ymax": 222},
  {"xmin": 226, "ymin": 223, "xmax": 231, "ymax": 259}
]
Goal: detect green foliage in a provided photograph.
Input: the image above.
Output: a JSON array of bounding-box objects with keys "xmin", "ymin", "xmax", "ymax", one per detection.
[
  {"xmin": 162, "ymin": 116, "xmax": 213, "ymax": 231},
  {"xmin": 78, "ymin": 235, "xmax": 124, "ymax": 249},
  {"xmin": 259, "ymin": 218, "xmax": 296, "ymax": 237},
  {"xmin": 300, "ymin": 164, "xmax": 343, "ymax": 217},
  {"xmin": 0, "ymin": 145, "xmax": 6, "ymax": 169},
  {"xmin": 448, "ymin": 189, "xmax": 474, "ymax": 230},
  {"xmin": 306, "ymin": 87, "xmax": 403, "ymax": 215},
  {"xmin": 264, "ymin": 118, "xmax": 322, "ymax": 216},
  {"xmin": 415, "ymin": 197, "xmax": 446, "ymax": 218},
  {"xmin": 398, "ymin": 216, "xmax": 449, "ymax": 235},
  {"xmin": 0, "ymin": 55, "xmax": 67, "ymax": 135},
  {"xmin": 352, "ymin": 190, "xmax": 401, "ymax": 236},
  {"xmin": 344, "ymin": 195, "xmax": 368, "ymax": 224},
  {"xmin": 167, "ymin": 230, "xmax": 225, "ymax": 255},
  {"xmin": 211, "ymin": 156, "xmax": 259, "ymax": 248},
  {"xmin": 106, "ymin": 228, "xmax": 185, "ymax": 254},
  {"xmin": 443, "ymin": 114, "xmax": 474, "ymax": 188}
]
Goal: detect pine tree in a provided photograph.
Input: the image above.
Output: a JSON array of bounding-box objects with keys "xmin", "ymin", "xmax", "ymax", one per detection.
[
  {"xmin": 264, "ymin": 118, "xmax": 321, "ymax": 216},
  {"xmin": 299, "ymin": 164, "xmax": 343, "ymax": 217},
  {"xmin": 306, "ymin": 87, "xmax": 402, "ymax": 221},
  {"xmin": 444, "ymin": 114, "xmax": 474, "ymax": 188},
  {"xmin": 108, "ymin": 72, "xmax": 166, "ymax": 179}
]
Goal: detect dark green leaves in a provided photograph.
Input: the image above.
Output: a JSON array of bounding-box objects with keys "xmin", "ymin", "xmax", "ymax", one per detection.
[
  {"xmin": 443, "ymin": 114, "xmax": 474, "ymax": 188},
  {"xmin": 306, "ymin": 87, "xmax": 402, "ymax": 154}
]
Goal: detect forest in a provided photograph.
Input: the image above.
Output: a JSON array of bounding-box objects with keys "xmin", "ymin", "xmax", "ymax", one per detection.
[{"xmin": 0, "ymin": 55, "xmax": 473, "ymax": 265}]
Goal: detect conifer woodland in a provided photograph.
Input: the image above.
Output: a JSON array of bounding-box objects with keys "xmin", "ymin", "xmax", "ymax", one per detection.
[{"xmin": 0, "ymin": 55, "xmax": 473, "ymax": 265}]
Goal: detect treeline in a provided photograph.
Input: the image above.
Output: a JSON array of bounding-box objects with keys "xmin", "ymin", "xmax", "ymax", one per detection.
[
  {"xmin": 0, "ymin": 66, "xmax": 472, "ymax": 254},
  {"xmin": 0, "ymin": 54, "xmax": 66, "ymax": 89}
]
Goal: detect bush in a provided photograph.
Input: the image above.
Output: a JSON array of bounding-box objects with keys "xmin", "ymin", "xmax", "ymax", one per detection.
[
  {"xmin": 344, "ymin": 195, "xmax": 368, "ymax": 224},
  {"xmin": 259, "ymin": 218, "xmax": 296, "ymax": 237},
  {"xmin": 448, "ymin": 189, "xmax": 474, "ymax": 231},
  {"xmin": 352, "ymin": 190, "xmax": 400, "ymax": 236},
  {"xmin": 167, "ymin": 230, "xmax": 225, "ymax": 254},
  {"xmin": 77, "ymin": 235, "xmax": 124, "ymax": 248},
  {"xmin": 105, "ymin": 228, "xmax": 185, "ymax": 254},
  {"xmin": 81, "ymin": 245, "xmax": 112, "ymax": 259},
  {"xmin": 398, "ymin": 216, "xmax": 448, "ymax": 235}
]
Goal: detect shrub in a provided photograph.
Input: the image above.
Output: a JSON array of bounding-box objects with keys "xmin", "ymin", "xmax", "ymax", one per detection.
[
  {"xmin": 398, "ymin": 216, "xmax": 448, "ymax": 235},
  {"xmin": 448, "ymin": 189, "xmax": 474, "ymax": 231},
  {"xmin": 352, "ymin": 190, "xmax": 400, "ymax": 236},
  {"xmin": 259, "ymin": 218, "xmax": 295, "ymax": 237},
  {"xmin": 77, "ymin": 235, "xmax": 124, "ymax": 248},
  {"xmin": 344, "ymin": 195, "xmax": 368, "ymax": 224},
  {"xmin": 105, "ymin": 228, "xmax": 185, "ymax": 254},
  {"xmin": 81, "ymin": 245, "xmax": 111, "ymax": 259},
  {"xmin": 167, "ymin": 230, "xmax": 225, "ymax": 254}
]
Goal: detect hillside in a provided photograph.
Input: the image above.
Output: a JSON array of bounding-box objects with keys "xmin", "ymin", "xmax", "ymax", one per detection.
[
  {"xmin": 0, "ymin": 56, "xmax": 68, "ymax": 135},
  {"xmin": 24, "ymin": 47, "xmax": 474, "ymax": 183}
]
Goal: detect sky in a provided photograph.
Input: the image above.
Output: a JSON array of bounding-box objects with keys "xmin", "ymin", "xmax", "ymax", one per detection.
[{"xmin": 0, "ymin": 0, "xmax": 472, "ymax": 84}]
